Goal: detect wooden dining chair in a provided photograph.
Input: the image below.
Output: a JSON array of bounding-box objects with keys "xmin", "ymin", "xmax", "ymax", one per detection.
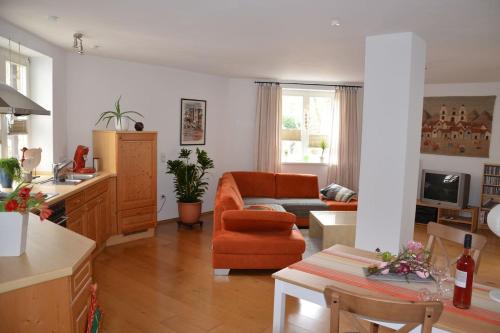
[
  {"xmin": 425, "ymin": 222, "xmax": 487, "ymax": 274},
  {"xmin": 323, "ymin": 285, "xmax": 443, "ymax": 333}
]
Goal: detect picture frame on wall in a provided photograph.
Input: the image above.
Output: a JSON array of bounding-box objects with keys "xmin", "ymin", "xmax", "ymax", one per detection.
[{"xmin": 180, "ymin": 98, "xmax": 206, "ymax": 145}]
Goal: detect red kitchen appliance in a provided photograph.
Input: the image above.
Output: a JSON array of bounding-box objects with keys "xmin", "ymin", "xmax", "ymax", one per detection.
[{"xmin": 73, "ymin": 145, "xmax": 95, "ymax": 174}]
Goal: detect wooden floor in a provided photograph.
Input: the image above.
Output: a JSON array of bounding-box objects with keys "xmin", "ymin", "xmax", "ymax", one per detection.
[{"xmin": 93, "ymin": 216, "xmax": 500, "ymax": 333}]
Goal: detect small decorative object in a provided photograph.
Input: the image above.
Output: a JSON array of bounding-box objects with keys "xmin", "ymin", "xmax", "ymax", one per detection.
[
  {"xmin": 320, "ymin": 138, "xmax": 328, "ymax": 163},
  {"xmin": 0, "ymin": 157, "xmax": 22, "ymax": 188},
  {"xmin": 366, "ymin": 240, "xmax": 432, "ymax": 283},
  {"xmin": 180, "ymin": 98, "xmax": 206, "ymax": 145},
  {"xmin": 134, "ymin": 121, "xmax": 144, "ymax": 131},
  {"xmin": 0, "ymin": 184, "xmax": 52, "ymax": 256},
  {"xmin": 166, "ymin": 148, "xmax": 214, "ymax": 227},
  {"xmin": 420, "ymin": 96, "xmax": 496, "ymax": 157},
  {"xmin": 95, "ymin": 96, "xmax": 144, "ymax": 131}
]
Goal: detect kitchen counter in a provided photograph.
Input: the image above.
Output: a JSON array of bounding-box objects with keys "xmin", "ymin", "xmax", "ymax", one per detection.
[
  {"xmin": 30, "ymin": 171, "xmax": 116, "ymax": 205},
  {"xmin": 0, "ymin": 213, "xmax": 96, "ymax": 294}
]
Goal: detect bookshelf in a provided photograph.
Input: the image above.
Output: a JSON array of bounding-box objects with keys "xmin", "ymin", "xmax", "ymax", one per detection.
[{"xmin": 479, "ymin": 163, "xmax": 500, "ymax": 229}]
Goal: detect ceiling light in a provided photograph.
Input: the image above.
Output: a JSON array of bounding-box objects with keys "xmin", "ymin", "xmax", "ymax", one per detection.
[
  {"xmin": 47, "ymin": 15, "xmax": 59, "ymax": 22},
  {"xmin": 72, "ymin": 33, "xmax": 84, "ymax": 55},
  {"xmin": 330, "ymin": 19, "xmax": 341, "ymax": 27}
]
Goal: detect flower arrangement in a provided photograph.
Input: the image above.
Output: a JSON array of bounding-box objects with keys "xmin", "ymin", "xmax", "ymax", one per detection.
[
  {"xmin": 0, "ymin": 184, "xmax": 52, "ymax": 220},
  {"xmin": 367, "ymin": 240, "xmax": 431, "ymax": 280}
]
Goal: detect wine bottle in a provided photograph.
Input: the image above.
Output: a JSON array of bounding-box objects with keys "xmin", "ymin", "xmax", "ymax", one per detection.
[{"xmin": 453, "ymin": 234, "xmax": 475, "ymax": 309}]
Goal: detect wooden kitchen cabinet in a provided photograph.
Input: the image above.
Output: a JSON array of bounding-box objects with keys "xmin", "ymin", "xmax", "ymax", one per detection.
[
  {"xmin": 67, "ymin": 206, "xmax": 85, "ymax": 234},
  {"xmin": 93, "ymin": 131, "xmax": 157, "ymax": 234}
]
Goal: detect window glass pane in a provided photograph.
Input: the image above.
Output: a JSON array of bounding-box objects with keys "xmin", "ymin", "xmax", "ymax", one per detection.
[{"xmin": 282, "ymin": 95, "xmax": 302, "ymax": 130}]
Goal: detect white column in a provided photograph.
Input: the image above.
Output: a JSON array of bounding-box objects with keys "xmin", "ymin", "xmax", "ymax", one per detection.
[{"xmin": 356, "ymin": 32, "xmax": 426, "ymax": 253}]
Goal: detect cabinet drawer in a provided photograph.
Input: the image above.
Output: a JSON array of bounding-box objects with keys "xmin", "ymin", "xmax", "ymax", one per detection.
[
  {"xmin": 118, "ymin": 205, "xmax": 156, "ymax": 234},
  {"xmin": 71, "ymin": 259, "xmax": 92, "ymax": 300},
  {"xmin": 66, "ymin": 192, "xmax": 86, "ymax": 213},
  {"xmin": 71, "ymin": 278, "xmax": 92, "ymax": 333},
  {"xmin": 85, "ymin": 180, "xmax": 108, "ymax": 202}
]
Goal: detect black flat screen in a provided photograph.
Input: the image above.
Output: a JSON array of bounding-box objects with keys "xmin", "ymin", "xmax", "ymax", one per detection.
[{"xmin": 423, "ymin": 173, "xmax": 459, "ymax": 203}]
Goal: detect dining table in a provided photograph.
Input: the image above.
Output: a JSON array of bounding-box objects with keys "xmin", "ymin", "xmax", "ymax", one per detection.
[{"xmin": 272, "ymin": 244, "xmax": 500, "ymax": 333}]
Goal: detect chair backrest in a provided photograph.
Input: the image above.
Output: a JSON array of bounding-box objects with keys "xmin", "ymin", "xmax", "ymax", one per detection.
[
  {"xmin": 324, "ymin": 285, "xmax": 443, "ymax": 333},
  {"xmin": 425, "ymin": 222, "xmax": 487, "ymax": 273}
]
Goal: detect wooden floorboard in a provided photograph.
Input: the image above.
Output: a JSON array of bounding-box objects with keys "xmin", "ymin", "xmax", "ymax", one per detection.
[{"xmin": 94, "ymin": 215, "xmax": 500, "ymax": 332}]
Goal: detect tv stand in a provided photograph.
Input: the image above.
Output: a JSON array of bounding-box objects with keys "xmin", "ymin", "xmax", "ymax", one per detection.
[{"xmin": 416, "ymin": 200, "xmax": 479, "ymax": 232}]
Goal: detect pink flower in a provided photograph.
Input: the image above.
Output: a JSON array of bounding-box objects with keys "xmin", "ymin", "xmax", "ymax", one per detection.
[
  {"xmin": 416, "ymin": 270, "xmax": 430, "ymax": 279},
  {"xmin": 381, "ymin": 268, "xmax": 390, "ymax": 275},
  {"xmin": 397, "ymin": 262, "xmax": 411, "ymax": 275},
  {"xmin": 407, "ymin": 240, "xmax": 424, "ymax": 252},
  {"xmin": 378, "ymin": 262, "xmax": 388, "ymax": 269}
]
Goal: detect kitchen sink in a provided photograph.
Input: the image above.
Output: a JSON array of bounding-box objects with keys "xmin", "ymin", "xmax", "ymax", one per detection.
[
  {"xmin": 67, "ymin": 173, "xmax": 97, "ymax": 181},
  {"xmin": 38, "ymin": 173, "xmax": 97, "ymax": 186}
]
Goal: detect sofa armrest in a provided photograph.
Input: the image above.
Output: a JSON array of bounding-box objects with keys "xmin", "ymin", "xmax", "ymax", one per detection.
[{"xmin": 222, "ymin": 210, "xmax": 296, "ymax": 232}]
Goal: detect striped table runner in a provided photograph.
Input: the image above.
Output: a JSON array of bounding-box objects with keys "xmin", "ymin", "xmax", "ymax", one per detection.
[{"xmin": 289, "ymin": 247, "xmax": 500, "ymax": 328}]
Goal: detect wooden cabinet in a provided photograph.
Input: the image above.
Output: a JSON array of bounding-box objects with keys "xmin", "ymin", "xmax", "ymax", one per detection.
[
  {"xmin": 66, "ymin": 178, "xmax": 115, "ymax": 251},
  {"xmin": 93, "ymin": 131, "xmax": 157, "ymax": 234}
]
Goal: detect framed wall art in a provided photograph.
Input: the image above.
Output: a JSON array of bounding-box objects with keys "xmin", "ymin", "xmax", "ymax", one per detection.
[{"xmin": 180, "ymin": 98, "xmax": 206, "ymax": 145}]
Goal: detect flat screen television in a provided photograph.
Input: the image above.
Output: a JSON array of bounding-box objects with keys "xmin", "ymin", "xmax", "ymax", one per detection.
[{"xmin": 420, "ymin": 169, "xmax": 471, "ymax": 208}]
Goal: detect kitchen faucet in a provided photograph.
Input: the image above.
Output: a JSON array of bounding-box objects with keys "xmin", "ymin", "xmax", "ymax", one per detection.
[{"xmin": 52, "ymin": 160, "xmax": 74, "ymax": 183}]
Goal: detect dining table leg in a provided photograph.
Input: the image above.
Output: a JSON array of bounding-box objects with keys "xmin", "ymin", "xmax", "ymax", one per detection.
[{"xmin": 273, "ymin": 279, "xmax": 286, "ymax": 333}]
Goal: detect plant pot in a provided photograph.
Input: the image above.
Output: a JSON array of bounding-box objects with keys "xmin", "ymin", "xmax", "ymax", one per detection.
[
  {"xmin": 114, "ymin": 117, "xmax": 129, "ymax": 131},
  {"xmin": 178, "ymin": 201, "xmax": 202, "ymax": 224},
  {"xmin": 0, "ymin": 168, "xmax": 13, "ymax": 188},
  {"xmin": 0, "ymin": 213, "xmax": 29, "ymax": 256}
]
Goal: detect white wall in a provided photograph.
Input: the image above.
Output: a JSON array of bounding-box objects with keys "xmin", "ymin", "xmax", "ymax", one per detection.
[
  {"xmin": 65, "ymin": 54, "xmax": 256, "ymax": 220},
  {"xmin": 0, "ymin": 19, "xmax": 67, "ymax": 165},
  {"xmin": 421, "ymin": 82, "xmax": 500, "ymax": 206}
]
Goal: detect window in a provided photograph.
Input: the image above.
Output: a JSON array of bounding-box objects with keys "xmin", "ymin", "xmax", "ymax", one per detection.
[
  {"xmin": 281, "ymin": 89, "xmax": 336, "ymax": 163},
  {"xmin": 3, "ymin": 60, "xmax": 29, "ymax": 159}
]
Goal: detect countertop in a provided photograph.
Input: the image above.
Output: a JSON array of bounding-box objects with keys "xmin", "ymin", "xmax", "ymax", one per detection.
[
  {"xmin": 29, "ymin": 171, "xmax": 116, "ymax": 205},
  {"xmin": 0, "ymin": 213, "xmax": 96, "ymax": 294}
]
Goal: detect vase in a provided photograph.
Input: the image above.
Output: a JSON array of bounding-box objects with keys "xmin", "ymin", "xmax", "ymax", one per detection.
[
  {"xmin": 114, "ymin": 117, "xmax": 129, "ymax": 131},
  {"xmin": 0, "ymin": 212, "xmax": 29, "ymax": 256},
  {"xmin": 0, "ymin": 168, "xmax": 13, "ymax": 188},
  {"xmin": 178, "ymin": 201, "xmax": 202, "ymax": 224}
]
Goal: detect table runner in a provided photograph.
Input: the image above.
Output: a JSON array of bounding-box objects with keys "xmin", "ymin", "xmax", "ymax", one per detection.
[{"xmin": 289, "ymin": 247, "xmax": 500, "ymax": 327}]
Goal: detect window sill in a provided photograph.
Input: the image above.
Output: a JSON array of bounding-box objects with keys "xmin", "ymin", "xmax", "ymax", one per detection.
[{"xmin": 281, "ymin": 162, "xmax": 330, "ymax": 166}]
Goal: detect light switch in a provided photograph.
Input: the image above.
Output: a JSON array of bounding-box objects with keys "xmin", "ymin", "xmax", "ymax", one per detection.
[{"xmin": 160, "ymin": 152, "xmax": 166, "ymax": 163}]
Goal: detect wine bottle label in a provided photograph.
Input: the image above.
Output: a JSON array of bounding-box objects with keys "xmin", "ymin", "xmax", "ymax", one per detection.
[{"xmin": 455, "ymin": 269, "xmax": 467, "ymax": 288}]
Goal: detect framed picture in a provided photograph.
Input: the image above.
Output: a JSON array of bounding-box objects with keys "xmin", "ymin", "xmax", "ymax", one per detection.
[
  {"xmin": 180, "ymin": 98, "xmax": 206, "ymax": 145},
  {"xmin": 420, "ymin": 95, "xmax": 496, "ymax": 157}
]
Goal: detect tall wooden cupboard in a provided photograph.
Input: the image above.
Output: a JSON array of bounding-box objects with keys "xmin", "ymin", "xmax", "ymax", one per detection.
[{"xmin": 93, "ymin": 131, "xmax": 157, "ymax": 234}]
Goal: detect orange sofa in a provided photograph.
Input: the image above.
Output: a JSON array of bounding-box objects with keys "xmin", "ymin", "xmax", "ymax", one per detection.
[{"xmin": 212, "ymin": 171, "xmax": 357, "ymax": 274}]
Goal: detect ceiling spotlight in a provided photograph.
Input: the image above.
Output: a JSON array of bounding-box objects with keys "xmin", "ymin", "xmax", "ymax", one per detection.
[
  {"xmin": 72, "ymin": 33, "xmax": 84, "ymax": 55},
  {"xmin": 330, "ymin": 19, "xmax": 341, "ymax": 27}
]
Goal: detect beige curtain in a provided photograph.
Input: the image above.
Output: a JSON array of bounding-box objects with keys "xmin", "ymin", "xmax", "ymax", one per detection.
[
  {"xmin": 255, "ymin": 83, "xmax": 282, "ymax": 172},
  {"xmin": 327, "ymin": 87, "xmax": 360, "ymax": 191}
]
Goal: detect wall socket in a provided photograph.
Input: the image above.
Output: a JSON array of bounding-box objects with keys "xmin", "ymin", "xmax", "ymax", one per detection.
[{"xmin": 160, "ymin": 194, "xmax": 166, "ymax": 199}]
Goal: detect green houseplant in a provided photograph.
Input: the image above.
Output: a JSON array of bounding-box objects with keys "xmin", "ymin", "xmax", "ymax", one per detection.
[
  {"xmin": 319, "ymin": 138, "xmax": 328, "ymax": 163},
  {"xmin": 95, "ymin": 96, "xmax": 144, "ymax": 130},
  {"xmin": 0, "ymin": 158, "xmax": 22, "ymax": 189},
  {"xmin": 166, "ymin": 148, "xmax": 214, "ymax": 224}
]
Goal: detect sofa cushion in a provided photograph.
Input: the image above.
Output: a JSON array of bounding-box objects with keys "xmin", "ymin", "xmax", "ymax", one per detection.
[
  {"xmin": 231, "ymin": 171, "xmax": 276, "ymax": 198},
  {"xmin": 276, "ymin": 198, "xmax": 329, "ymax": 218},
  {"xmin": 212, "ymin": 230, "xmax": 305, "ymax": 255},
  {"xmin": 320, "ymin": 183, "xmax": 356, "ymax": 202},
  {"xmin": 275, "ymin": 173, "xmax": 319, "ymax": 198},
  {"xmin": 324, "ymin": 198, "xmax": 358, "ymax": 211},
  {"xmin": 244, "ymin": 204, "xmax": 286, "ymax": 212},
  {"xmin": 243, "ymin": 197, "xmax": 279, "ymax": 205},
  {"xmin": 222, "ymin": 210, "xmax": 295, "ymax": 232}
]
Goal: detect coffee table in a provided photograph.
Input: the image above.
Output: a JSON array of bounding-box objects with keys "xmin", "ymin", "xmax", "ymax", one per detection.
[{"xmin": 308, "ymin": 210, "xmax": 356, "ymax": 249}]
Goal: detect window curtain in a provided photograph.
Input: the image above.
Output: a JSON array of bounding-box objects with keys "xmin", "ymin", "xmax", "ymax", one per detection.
[
  {"xmin": 327, "ymin": 87, "xmax": 360, "ymax": 191},
  {"xmin": 255, "ymin": 83, "xmax": 282, "ymax": 172}
]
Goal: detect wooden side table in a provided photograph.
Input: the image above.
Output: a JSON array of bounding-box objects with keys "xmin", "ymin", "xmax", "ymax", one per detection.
[
  {"xmin": 309, "ymin": 211, "xmax": 357, "ymax": 249},
  {"xmin": 416, "ymin": 200, "xmax": 479, "ymax": 232}
]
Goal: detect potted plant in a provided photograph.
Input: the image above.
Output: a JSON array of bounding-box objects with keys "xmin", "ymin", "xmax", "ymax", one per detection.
[
  {"xmin": 0, "ymin": 157, "xmax": 22, "ymax": 188},
  {"xmin": 95, "ymin": 96, "xmax": 144, "ymax": 130},
  {"xmin": 166, "ymin": 148, "xmax": 214, "ymax": 225},
  {"xmin": 0, "ymin": 184, "xmax": 52, "ymax": 256},
  {"xmin": 320, "ymin": 139, "xmax": 328, "ymax": 163}
]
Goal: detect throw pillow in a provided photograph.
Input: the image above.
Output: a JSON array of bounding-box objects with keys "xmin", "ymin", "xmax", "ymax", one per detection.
[{"xmin": 320, "ymin": 183, "xmax": 356, "ymax": 202}]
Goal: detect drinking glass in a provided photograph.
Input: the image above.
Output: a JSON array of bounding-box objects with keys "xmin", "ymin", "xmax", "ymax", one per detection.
[{"xmin": 430, "ymin": 255, "xmax": 452, "ymax": 300}]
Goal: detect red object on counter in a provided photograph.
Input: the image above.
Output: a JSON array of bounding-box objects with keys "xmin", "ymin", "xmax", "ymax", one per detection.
[
  {"xmin": 453, "ymin": 234, "xmax": 475, "ymax": 309},
  {"xmin": 73, "ymin": 145, "xmax": 95, "ymax": 173}
]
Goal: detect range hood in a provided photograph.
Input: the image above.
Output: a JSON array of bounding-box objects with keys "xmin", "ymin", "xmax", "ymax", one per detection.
[{"xmin": 0, "ymin": 83, "xmax": 50, "ymax": 116}]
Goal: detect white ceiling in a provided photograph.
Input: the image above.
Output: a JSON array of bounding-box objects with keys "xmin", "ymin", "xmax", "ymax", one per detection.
[{"xmin": 0, "ymin": 0, "xmax": 499, "ymax": 83}]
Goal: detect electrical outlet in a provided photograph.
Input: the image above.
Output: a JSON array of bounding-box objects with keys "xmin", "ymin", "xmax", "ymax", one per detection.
[
  {"xmin": 161, "ymin": 194, "xmax": 166, "ymax": 199},
  {"xmin": 160, "ymin": 152, "xmax": 167, "ymax": 163}
]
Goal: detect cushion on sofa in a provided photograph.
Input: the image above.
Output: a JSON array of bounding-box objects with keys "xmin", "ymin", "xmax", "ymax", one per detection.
[
  {"xmin": 276, "ymin": 198, "xmax": 329, "ymax": 218},
  {"xmin": 244, "ymin": 204, "xmax": 286, "ymax": 212},
  {"xmin": 275, "ymin": 173, "xmax": 319, "ymax": 198},
  {"xmin": 222, "ymin": 210, "xmax": 295, "ymax": 232},
  {"xmin": 243, "ymin": 197, "xmax": 279, "ymax": 205},
  {"xmin": 231, "ymin": 171, "xmax": 276, "ymax": 198},
  {"xmin": 212, "ymin": 230, "xmax": 305, "ymax": 255},
  {"xmin": 324, "ymin": 198, "xmax": 358, "ymax": 211},
  {"xmin": 320, "ymin": 183, "xmax": 356, "ymax": 202}
]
